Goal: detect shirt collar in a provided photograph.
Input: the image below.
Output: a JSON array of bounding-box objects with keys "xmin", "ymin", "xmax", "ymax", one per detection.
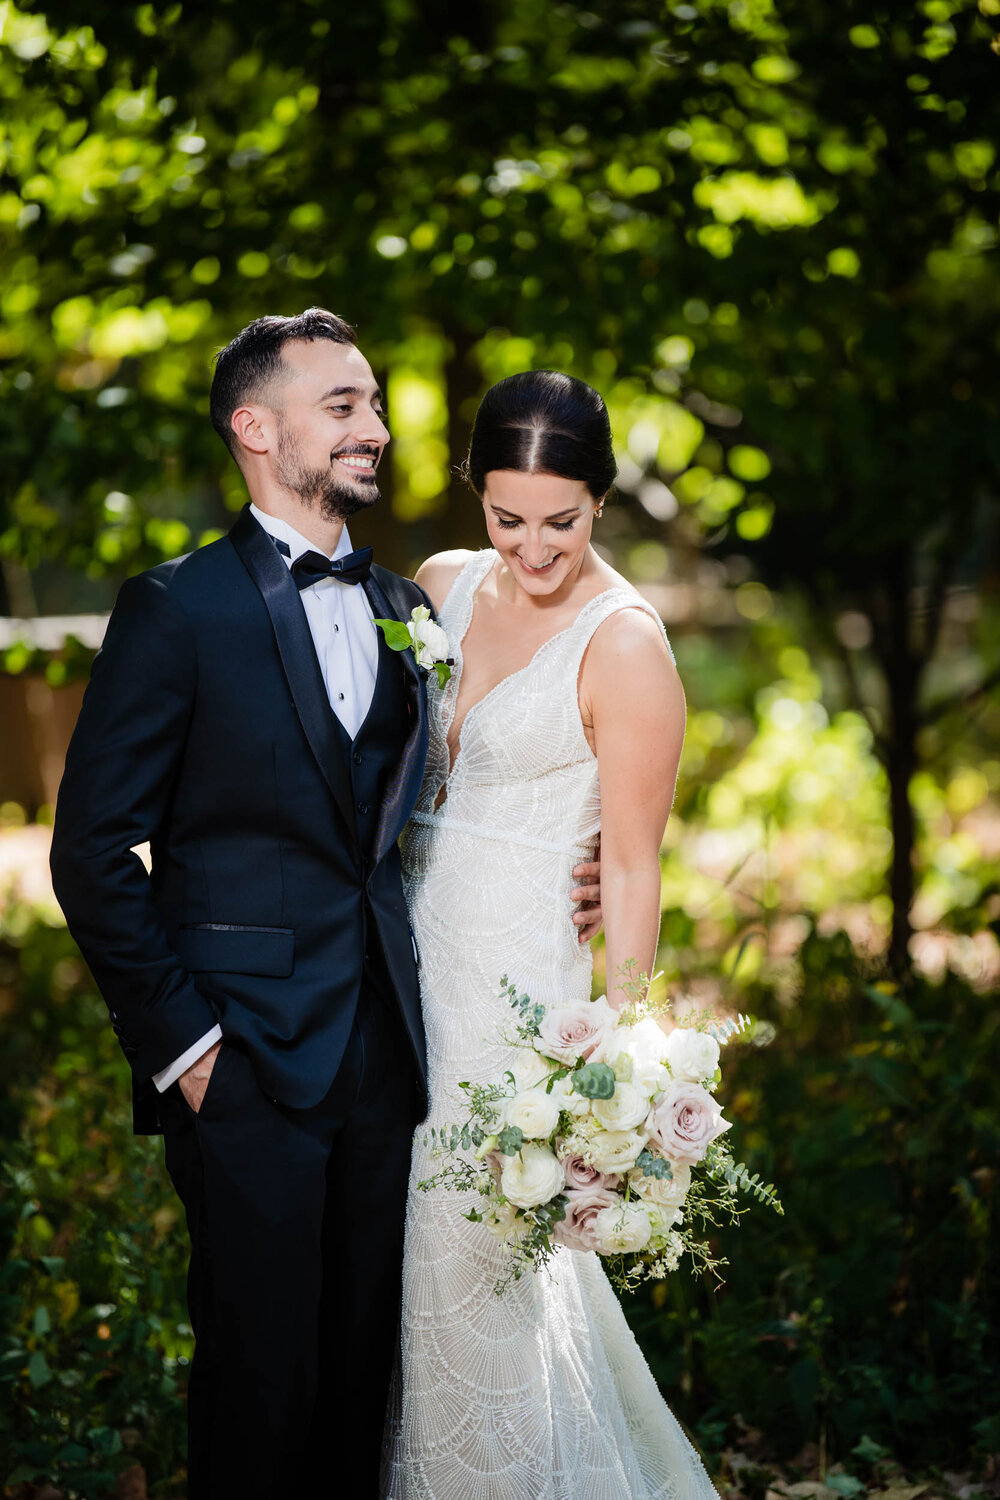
[{"xmin": 249, "ymin": 502, "xmax": 354, "ymax": 565}]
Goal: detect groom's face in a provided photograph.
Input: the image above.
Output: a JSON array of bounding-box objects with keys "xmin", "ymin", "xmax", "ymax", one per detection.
[{"xmin": 268, "ymin": 339, "xmax": 390, "ymax": 521}]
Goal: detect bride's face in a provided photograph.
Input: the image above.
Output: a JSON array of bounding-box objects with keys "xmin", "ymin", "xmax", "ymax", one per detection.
[{"xmin": 481, "ymin": 471, "xmax": 600, "ymax": 595}]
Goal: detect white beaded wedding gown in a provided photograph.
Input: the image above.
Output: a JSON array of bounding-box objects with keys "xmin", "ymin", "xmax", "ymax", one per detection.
[{"xmin": 382, "ymin": 550, "xmax": 717, "ymax": 1500}]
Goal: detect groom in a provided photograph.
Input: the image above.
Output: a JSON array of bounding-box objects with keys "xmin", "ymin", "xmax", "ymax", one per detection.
[
  {"xmin": 50, "ymin": 308, "xmax": 430, "ymax": 1497},
  {"xmin": 50, "ymin": 307, "xmax": 602, "ymax": 1497}
]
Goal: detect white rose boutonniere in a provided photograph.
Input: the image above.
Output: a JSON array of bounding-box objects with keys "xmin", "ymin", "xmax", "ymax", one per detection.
[{"xmin": 374, "ymin": 605, "xmax": 453, "ymax": 687}]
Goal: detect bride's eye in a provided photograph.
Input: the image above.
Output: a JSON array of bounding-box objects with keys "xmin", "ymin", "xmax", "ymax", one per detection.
[
  {"xmin": 494, "ymin": 517, "xmax": 521, "ymax": 530},
  {"xmin": 549, "ymin": 519, "xmax": 576, "ymax": 531}
]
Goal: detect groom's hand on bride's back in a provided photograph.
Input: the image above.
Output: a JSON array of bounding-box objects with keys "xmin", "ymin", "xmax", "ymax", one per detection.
[{"xmin": 571, "ymin": 836, "xmax": 603, "ymax": 942}]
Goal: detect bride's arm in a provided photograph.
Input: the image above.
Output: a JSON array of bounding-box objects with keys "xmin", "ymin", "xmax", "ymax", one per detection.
[{"xmin": 582, "ymin": 608, "xmax": 686, "ymax": 1009}]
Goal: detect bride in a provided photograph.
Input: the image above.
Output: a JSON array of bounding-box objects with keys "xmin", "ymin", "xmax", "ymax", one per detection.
[{"xmin": 383, "ymin": 370, "xmax": 717, "ymax": 1499}]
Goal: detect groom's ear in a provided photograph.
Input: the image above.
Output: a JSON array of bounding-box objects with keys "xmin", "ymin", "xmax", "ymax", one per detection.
[{"xmin": 231, "ymin": 404, "xmax": 270, "ymax": 459}]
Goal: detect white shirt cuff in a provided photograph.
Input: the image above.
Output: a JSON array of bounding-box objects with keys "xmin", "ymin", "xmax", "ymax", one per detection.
[{"xmin": 152, "ymin": 1024, "xmax": 223, "ymax": 1093}]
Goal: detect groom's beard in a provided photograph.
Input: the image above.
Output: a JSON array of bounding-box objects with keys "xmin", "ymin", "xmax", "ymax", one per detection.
[{"xmin": 274, "ymin": 422, "xmax": 381, "ymax": 521}]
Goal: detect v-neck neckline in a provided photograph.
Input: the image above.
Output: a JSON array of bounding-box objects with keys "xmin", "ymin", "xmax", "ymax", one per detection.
[{"xmin": 440, "ymin": 552, "xmax": 620, "ymax": 784}]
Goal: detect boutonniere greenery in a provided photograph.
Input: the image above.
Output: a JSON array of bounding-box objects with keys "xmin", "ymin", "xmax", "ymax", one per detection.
[{"xmin": 374, "ymin": 605, "xmax": 453, "ymax": 687}]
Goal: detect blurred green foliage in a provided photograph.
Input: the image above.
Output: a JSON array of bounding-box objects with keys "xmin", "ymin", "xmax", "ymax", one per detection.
[
  {"xmin": 0, "ymin": 910, "xmax": 190, "ymax": 1496},
  {"xmin": 2, "ymin": 0, "xmax": 999, "ymax": 962}
]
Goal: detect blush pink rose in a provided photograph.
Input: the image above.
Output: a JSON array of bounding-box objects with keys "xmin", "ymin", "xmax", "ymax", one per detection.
[
  {"xmin": 553, "ymin": 1186, "xmax": 619, "ymax": 1252},
  {"xmin": 648, "ymin": 1082, "xmax": 731, "ymax": 1166},
  {"xmin": 560, "ymin": 1152, "xmax": 619, "ymax": 1192},
  {"xmin": 535, "ymin": 996, "xmax": 617, "ymax": 1065}
]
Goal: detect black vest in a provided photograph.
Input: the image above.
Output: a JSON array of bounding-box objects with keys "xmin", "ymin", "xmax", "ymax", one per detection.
[{"xmin": 345, "ymin": 642, "xmax": 411, "ymax": 858}]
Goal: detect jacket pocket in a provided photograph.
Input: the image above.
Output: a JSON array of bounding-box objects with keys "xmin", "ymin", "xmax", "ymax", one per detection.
[{"xmin": 173, "ymin": 924, "xmax": 294, "ymax": 977}]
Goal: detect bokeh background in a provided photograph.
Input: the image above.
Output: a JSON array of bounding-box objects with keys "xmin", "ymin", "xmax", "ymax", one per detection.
[{"xmin": 1, "ymin": 1, "xmax": 999, "ymax": 1496}]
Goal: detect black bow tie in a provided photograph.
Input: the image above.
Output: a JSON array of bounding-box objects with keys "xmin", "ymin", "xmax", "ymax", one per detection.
[{"xmin": 273, "ymin": 537, "xmax": 373, "ymax": 589}]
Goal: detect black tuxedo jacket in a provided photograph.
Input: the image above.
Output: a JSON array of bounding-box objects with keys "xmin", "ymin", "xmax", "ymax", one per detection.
[{"xmin": 50, "ymin": 506, "xmax": 431, "ymax": 1133}]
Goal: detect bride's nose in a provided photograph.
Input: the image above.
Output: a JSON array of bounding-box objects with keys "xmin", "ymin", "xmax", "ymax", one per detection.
[{"xmin": 520, "ymin": 533, "xmax": 550, "ymax": 567}]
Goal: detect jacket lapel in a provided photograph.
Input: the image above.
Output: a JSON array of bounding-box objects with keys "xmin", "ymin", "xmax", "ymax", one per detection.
[
  {"xmin": 363, "ymin": 570, "xmax": 429, "ymax": 864},
  {"xmin": 229, "ymin": 506, "xmax": 358, "ymax": 843}
]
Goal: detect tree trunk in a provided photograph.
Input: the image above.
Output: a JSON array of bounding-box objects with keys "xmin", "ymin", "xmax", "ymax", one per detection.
[
  {"xmin": 441, "ymin": 321, "xmax": 482, "ymax": 551},
  {"xmin": 882, "ymin": 558, "xmax": 920, "ymax": 980}
]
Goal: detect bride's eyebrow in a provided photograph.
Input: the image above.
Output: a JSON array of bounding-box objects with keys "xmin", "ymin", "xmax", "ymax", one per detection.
[{"xmin": 490, "ymin": 505, "xmax": 582, "ymax": 521}]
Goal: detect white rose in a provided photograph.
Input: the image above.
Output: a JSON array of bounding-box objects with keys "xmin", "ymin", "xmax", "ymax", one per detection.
[
  {"xmin": 622, "ymin": 1018, "xmax": 673, "ymax": 1095},
  {"xmin": 408, "ymin": 607, "xmax": 450, "ymax": 668},
  {"xmin": 591, "ymin": 1080, "xmax": 649, "ymax": 1132},
  {"xmin": 593, "ymin": 1202, "xmax": 652, "ymax": 1255},
  {"xmin": 629, "ymin": 1160, "xmax": 691, "ymax": 1212},
  {"xmin": 547, "ymin": 1072, "xmax": 591, "ymax": 1118},
  {"xmin": 506, "ymin": 1088, "xmax": 561, "ymax": 1140},
  {"xmin": 534, "ymin": 995, "xmax": 618, "ymax": 1066},
  {"xmin": 665, "ymin": 1027, "xmax": 720, "ymax": 1084},
  {"xmin": 625, "ymin": 1017, "xmax": 672, "ymax": 1067},
  {"xmin": 587, "ymin": 1129, "xmax": 646, "ymax": 1175},
  {"xmin": 500, "ymin": 1144, "xmax": 565, "ymax": 1209},
  {"xmin": 509, "ymin": 1047, "xmax": 554, "ymax": 1091}
]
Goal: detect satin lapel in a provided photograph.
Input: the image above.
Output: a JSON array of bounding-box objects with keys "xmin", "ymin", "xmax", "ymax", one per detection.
[
  {"xmin": 229, "ymin": 506, "xmax": 358, "ymax": 843},
  {"xmin": 362, "ymin": 571, "xmax": 429, "ymax": 864}
]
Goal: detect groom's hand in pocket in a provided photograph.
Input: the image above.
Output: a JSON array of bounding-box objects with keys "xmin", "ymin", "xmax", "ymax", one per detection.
[
  {"xmin": 179, "ymin": 1040, "xmax": 223, "ymax": 1114},
  {"xmin": 571, "ymin": 835, "xmax": 603, "ymax": 942}
]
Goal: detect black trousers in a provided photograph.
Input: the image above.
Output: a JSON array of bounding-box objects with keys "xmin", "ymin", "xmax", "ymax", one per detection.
[{"xmin": 158, "ymin": 973, "xmax": 420, "ymax": 1500}]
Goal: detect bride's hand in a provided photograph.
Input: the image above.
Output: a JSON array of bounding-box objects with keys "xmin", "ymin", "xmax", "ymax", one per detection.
[{"xmin": 571, "ymin": 836, "xmax": 603, "ymax": 942}]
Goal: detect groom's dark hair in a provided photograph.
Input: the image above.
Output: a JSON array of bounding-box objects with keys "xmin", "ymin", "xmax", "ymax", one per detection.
[
  {"xmin": 464, "ymin": 370, "xmax": 617, "ymax": 502},
  {"xmin": 210, "ymin": 307, "xmax": 357, "ymax": 463}
]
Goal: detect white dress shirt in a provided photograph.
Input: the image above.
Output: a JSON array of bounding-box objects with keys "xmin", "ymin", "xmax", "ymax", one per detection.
[{"xmin": 153, "ymin": 503, "xmax": 379, "ymax": 1093}]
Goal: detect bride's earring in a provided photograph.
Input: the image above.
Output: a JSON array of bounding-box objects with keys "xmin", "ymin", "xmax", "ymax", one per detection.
[{"xmin": 594, "ymin": 504, "xmax": 604, "ymax": 519}]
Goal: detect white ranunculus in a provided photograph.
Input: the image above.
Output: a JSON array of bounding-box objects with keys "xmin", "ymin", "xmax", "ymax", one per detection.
[
  {"xmin": 644, "ymin": 1201, "xmax": 683, "ymax": 1236},
  {"xmin": 509, "ymin": 1047, "xmax": 554, "ymax": 1091},
  {"xmin": 593, "ymin": 1202, "xmax": 653, "ymax": 1255},
  {"xmin": 484, "ymin": 1200, "xmax": 524, "ymax": 1242},
  {"xmin": 591, "ymin": 1080, "xmax": 649, "ymax": 1132},
  {"xmin": 408, "ymin": 606, "xmax": 450, "ymax": 668},
  {"xmin": 547, "ymin": 1072, "xmax": 591, "ymax": 1118},
  {"xmin": 534, "ymin": 994, "xmax": 618, "ymax": 1065},
  {"xmin": 629, "ymin": 1160, "xmax": 691, "ymax": 1212},
  {"xmin": 665, "ymin": 1027, "xmax": 720, "ymax": 1084},
  {"xmin": 500, "ymin": 1144, "xmax": 565, "ymax": 1209},
  {"xmin": 587, "ymin": 1128, "xmax": 646, "ymax": 1175},
  {"xmin": 506, "ymin": 1088, "xmax": 561, "ymax": 1140}
]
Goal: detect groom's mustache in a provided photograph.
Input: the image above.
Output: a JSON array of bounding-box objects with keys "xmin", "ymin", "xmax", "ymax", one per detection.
[{"xmin": 331, "ymin": 443, "xmax": 382, "ymax": 468}]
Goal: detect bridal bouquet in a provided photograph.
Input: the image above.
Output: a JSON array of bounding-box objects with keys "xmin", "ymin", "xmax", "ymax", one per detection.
[{"xmin": 419, "ymin": 967, "xmax": 782, "ymax": 1294}]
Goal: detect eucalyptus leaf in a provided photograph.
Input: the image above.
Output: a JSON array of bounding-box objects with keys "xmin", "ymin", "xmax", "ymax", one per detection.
[
  {"xmin": 497, "ymin": 1125, "xmax": 524, "ymax": 1155},
  {"xmin": 636, "ymin": 1149, "xmax": 673, "ymax": 1180},
  {"xmin": 570, "ymin": 1062, "xmax": 616, "ymax": 1100}
]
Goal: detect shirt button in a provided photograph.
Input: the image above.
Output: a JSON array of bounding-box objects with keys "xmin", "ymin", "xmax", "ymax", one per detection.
[
  {"xmin": 359, "ymin": 803, "xmax": 369, "ymax": 815},
  {"xmin": 333, "ymin": 623, "xmax": 339, "ymax": 633},
  {"xmin": 338, "ymin": 692, "xmax": 345, "ymax": 701}
]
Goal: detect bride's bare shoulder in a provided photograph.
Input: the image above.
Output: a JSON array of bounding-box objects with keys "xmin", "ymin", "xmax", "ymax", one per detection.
[{"xmin": 414, "ymin": 550, "xmax": 479, "ymax": 612}]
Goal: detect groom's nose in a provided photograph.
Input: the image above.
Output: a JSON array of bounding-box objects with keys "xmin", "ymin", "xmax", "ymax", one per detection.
[{"xmin": 355, "ymin": 410, "xmax": 391, "ymax": 449}]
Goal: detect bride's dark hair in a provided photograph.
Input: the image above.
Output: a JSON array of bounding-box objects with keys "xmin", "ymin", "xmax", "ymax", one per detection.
[{"xmin": 464, "ymin": 371, "xmax": 617, "ymax": 502}]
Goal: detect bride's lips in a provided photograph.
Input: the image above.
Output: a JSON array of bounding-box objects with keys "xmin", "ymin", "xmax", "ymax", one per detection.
[{"xmin": 516, "ymin": 553, "xmax": 560, "ymax": 576}]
